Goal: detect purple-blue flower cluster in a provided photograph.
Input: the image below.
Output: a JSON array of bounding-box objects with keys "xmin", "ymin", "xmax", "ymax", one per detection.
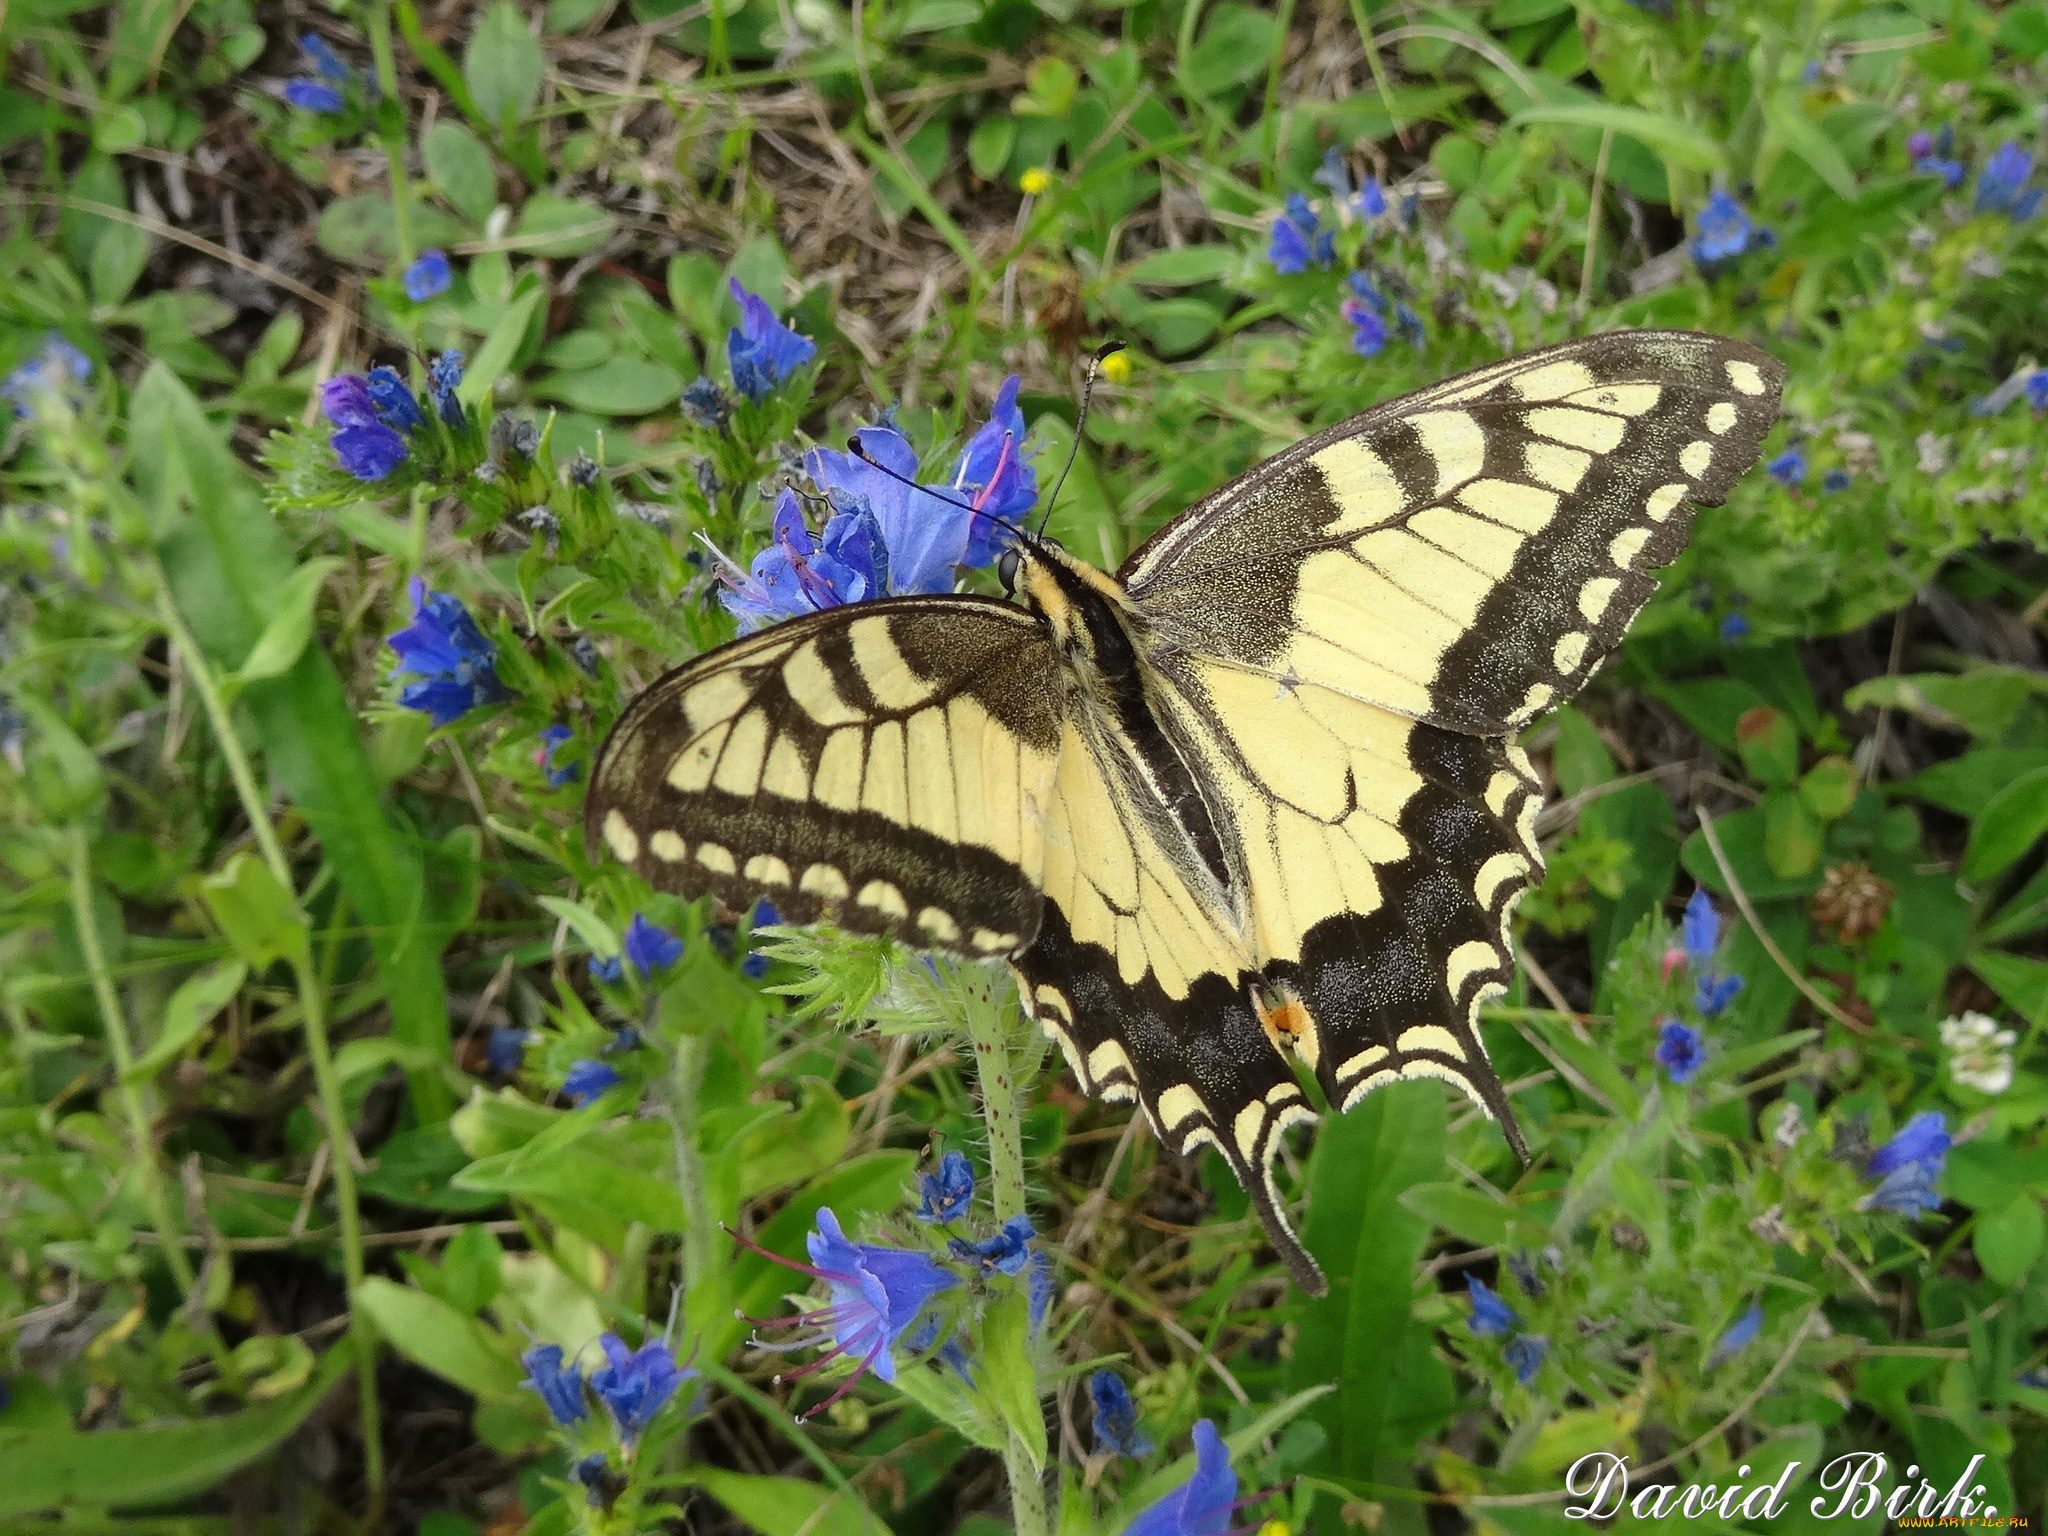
[
  {"xmin": 590, "ymin": 912, "xmax": 685, "ymax": 983},
  {"xmin": 403, "ymin": 249, "xmax": 452, "ymax": 302},
  {"xmin": 1654, "ymin": 1018, "xmax": 1705, "ymax": 1084},
  {"xmin": 1766, "ymin": 444, "xmax": 1807, "ymax": 488},
  {"xmin": 385, "ymin": 577, "xmax": 512, "ymax": 725},
  {"xmin": 1907, "ymin": 127, "xmax": 1965, "ymax": 188},
  {"xmin": 1465, "ymin": 1274, "xmax": 1548, "ymax": 1385},
  {"xmin": 2, "ymin": 334, "xmax": 92, "ymax": 419},
  {"xmin": 285, "ymin": 33, "xmax": 353, "ymax": 113},
  {"xmin": 534, "ymin": 723, "xmax": 579, "ymax": 787},
  {"xmin": 1681, "ymin": 888, "xmax": 1744, "ymax": 1017},
  {"xmin": 1089, "ymin": 1370, "xmax": 1153, "ymax": 1458},
  {"xmin": 1123, "ymin": 1419, "xmax": 1238, "ymax": 1536},
  {"xmin": 914, "ymin": 1150, "xmax": 975, "ymax": 1224},
  {"xmin": 1974, "ymin": 142, "xmax": 2042, "ymax": 220},
  {"xmin": 1689, "ymin": 190, "xmax": 1773, "ymax": 269},
  {"xmin": 1268, "ymin": 193, "xmax": 1335, "ymax": 274},
  {"xmin": 563, "ymin": 1058, "xmax": 624, "ymax": 1105}
]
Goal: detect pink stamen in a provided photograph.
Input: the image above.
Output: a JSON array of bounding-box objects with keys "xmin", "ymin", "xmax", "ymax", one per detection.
[
  {"xmin": 795, "ymin": 1332, "xmax": 888, "ymax": 1421},
  {"xmin": 724, "ymin": 1223, "xmax": 853, "ymax": 1285},
  {"xmin": 970, "ymin": 432, "xmax": 1015, "ymax": 514}
]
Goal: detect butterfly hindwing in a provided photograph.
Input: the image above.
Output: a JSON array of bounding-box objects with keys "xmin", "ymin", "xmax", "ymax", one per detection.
[{"xmin": 587, "ymin": 597, "xmax": 1066, "ymax": 956}]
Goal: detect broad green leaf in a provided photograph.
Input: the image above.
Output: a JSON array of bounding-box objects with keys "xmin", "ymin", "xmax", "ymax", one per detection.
[
  {"xmin": 463, "ymin": 1, "xmax": 545, "ymax": 126},
  {"xmin": 1963, "ymin": 767, "xmax": 2048, "ymax": 884},
  {"xmin": 509, "ymin": 192, "xmax": 616, "ymax": 257},
  {"xmin": 1973, "ymin": 1195, "xmax": 2044, "ymax": 1288},
  {"xmin": 1399, "ymin": 1181, "xmax": 1512, "ymax": 1248},
  {"xmin": 0, "ymin": 1340, "xmax": 352, "ymax": 1515},
  {"xmin": 1288, "ymin": 1082, "xmax": 1444, "ymax": 1475},
  {"xmin": 455, "ymin": 1144, "xmax": 692, "ymax": 1231},
  {"xmin": 235, "ymin": 557, "xmax": 341, "ymax": 686},
  {"xmin": 315, "ymin": 192, "xmax": 469, "ymax": 264},
  {"xmin": 1736, "ymin": 706, "xmax": 1800, "ymax": 786},
  {"xmin": 532, "ymin": 357, "xmax": 683, "ymax": 415},
  {"xmin": 1508, "ymin": 102, "xmax": 1724, "ymax": 170},
  {"xmin": 123, "ymin": 959, "xmax": 246, "ymax": 1082},
  {"xmin": 1762, "ymin": 788, "xmax": 1823, "ymax": 879},
  {"xmin": 424, "ymin": 120, "xmax": 498, "ymax": 225},
  {"xmin": 967, "ymin": 113, "xmax": 1016, "ymax": 180},
  {"xmin": 1124, "ymin": 245, "xmax": 1237, "ymax": 287},
  {"xmin": 1761, "ymin": 85, "xmax": 1858, "ymax": 202},
  {"xmin": 686, "ymin": 1469, "xmax": 887, "ymax": 1536},
  {"xmin": 89, "ymin": 218, "xmax": 151, "ymax": 307},
  {"xmin": 1846, "ymin": 668, "xmax": 2048, "ymax": 740},
  {"xmin": 200, "ymin": 854, "xmax": 309, "ymax": 970},
  {"xmin": 1520, "ymin": 1397, "xmax": 1643, "ymax": 1477},
  {"xmin": 457, "ymin": 283, "xmax": 544, "ymax": 407},
  {"xmin": 354, "ymin": 1278, "xmax": 526, "ymax": 1401},
  {"xmin": 1798, "ymin": 756, "xmax": 1859, "ymax": 820}
]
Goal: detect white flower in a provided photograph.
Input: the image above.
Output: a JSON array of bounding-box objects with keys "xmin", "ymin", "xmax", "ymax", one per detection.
[{"xmin": 1940, "ymin": 1011, "xmax": 2017, "ymax": 1095}]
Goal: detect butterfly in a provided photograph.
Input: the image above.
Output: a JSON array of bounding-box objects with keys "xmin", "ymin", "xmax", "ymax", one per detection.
[{"xmin": 587, "ymin": 329, "xmax": 1786, "ymax": 1295}]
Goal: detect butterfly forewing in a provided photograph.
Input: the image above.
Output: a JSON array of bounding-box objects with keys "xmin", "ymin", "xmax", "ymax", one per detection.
[{"xmin": 587, "ymin": 597, "xmax": 1066, "ymax": 956}]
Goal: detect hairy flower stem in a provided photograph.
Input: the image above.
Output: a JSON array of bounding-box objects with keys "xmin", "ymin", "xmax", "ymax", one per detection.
[
  {"xmin": 958, "ymin": 975, "xmax": 1049, "ymax": 1536},
  {"xmin": 669, "ymin": 1029, "xmax": 717, "ymax": 1294},
  {"xmin": 149, "ymin": 576, "xmax": 383, "ymax": 1499},
  {"xmin": 66, "ymin": 827, "xmax": 241, "ymax": 1389}
]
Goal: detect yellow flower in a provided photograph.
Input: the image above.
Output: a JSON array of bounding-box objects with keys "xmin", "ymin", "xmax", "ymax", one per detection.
[
  {"xmin": 1257, "ymin": 1522, "xmax": 1292, "ymax": 1536},
  {"xmin": 1100, "ymin": 350, "xmax": 1133, "ymax": 385},
  {"xmin": 1020, "ymin": 166, "xmax": 1053, "ymax": 195}
]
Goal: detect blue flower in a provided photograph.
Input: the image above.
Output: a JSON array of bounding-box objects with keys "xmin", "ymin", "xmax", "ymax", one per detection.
[
  {"xmin": 1123, "ymin": 1419, "xmax": 1236, "ymax": 1536},
  {"xmin": 1342, "ymin": 272, "xmax": 1388, "ymax": 357},
  {"xmin": 363, "ymin": 366, "xmax": 424, "ymax": 432},
  {"xmin": 1868, "ymin": 1111, "xmax": 1949, "ymax": 1185},
  {"xmin": 2, "ymin": 334, "xmax": 92, "ymax": 418},
  {"xmin": 1466, "ymin": 1274, "xmax": 1518, "ymax": 1336},
  {"xmin": 284, "ymin": 78, "xmax": 345, "ymax": 113},
  {"xmin": 803, "ymin": 381, "xmax": 1036, "ymax": 597},
  {"xmin": 727, "ymin": 280, "xmax": 817, "ymax": 401},
  {"xmin": 1695, "ymin": 973, "xmax": 1744, "ymax": 1018},
  {"xmin": 321, "ymin": 374, "xmax": 410, "ymax": 481},
  {"xmin": 745, "ymin": 1206, "xmax": 961, "ymax": 1398},
  {"xmin": 403, "ymin": 249, "xmax": 452, "ymax": 302},
  {"xmin": 1690, "ymin": 190, "xmax": 1769, "ymax": 267},
  {"xmin": 602, "ymin": 1025, "xmax": 641, "ymax": 1055},
  {"xmin": 519, "ymin": 1342, "xmax": 586, "ymax": 1424},
  {"xmin": 299, "ymin": 31, "xmax": 351, "ymax": 82},
  {"xmin": 563, "ymin": 1059, "xmax": 624, "ymax": 1105},
  {"xmin": 915, "ymin": 1150, "xmax": 975, "ymax": 1223},
  {"xmin": 742, "ymin": 898, "xmax": 779, "ymax": 980},
  {"xmin": 1089, "ymin": 1370, "xmax": 1154, "ymax": 1458},
  {"xmin": 1709, "ymin": 1302, "xmax": 1763, "ymax": 1363},
  {"xmin": 1822, "ymin": 468, "xmax": 1852, "ymax": 493},
  {"xmin": 2028, "ymin": 372, "xmax": 2048, "ymax": 412},
  {"xmin": 1681, "ymin": 888, "xmax": 1720, "ymax": 965},
  {"xmin": 714, "ymin": 488, "xmax": 879, "ymax": 634},
  {"xmin": 1655, "ymin": 1019, "xmax": 1705, "ymax": 1084},
  {"xmin": 1504, "ymin": 1334, "xmax": 1549, "ymax": 1384},
  {"xmin": 386, "ymin": 577, "xmax": 511, "ymax": 725},
  {"xmin": 1909, "ymin": 130, "xmax": 1967, "ymax": 188},
  {"xmin": 622, "ymin": 913, "xmax": 684, "ymax": 978},
  {"xmin": 1027, "ymin": 1247, "xmax": 1054, "ymax": 1336},
  {"xmin": 1356, "ymin": 176, "xmax": 1388, "ymax": 220},
  {"xmin": 534, "ymin": 723, "xmax": 579, "ymax": 788},
  {"xmin": 1975, "ymin": 142, "xmax": 2042, "ymax": 219},
  {"xmin": 428, "ymin": 350, "xmax": 465, "ymax": 427},
  {"xmin": 1766, "ymin": 445, "xmax": 1807, "ymax": 487},
  {"xmin": 949, "ymin": 1213, "xmax": 1035, "ymax": 1276},
  {"xmin": 590, "ymin": 1333, "xmax": 693, "ymax": 1442},
  {"xmin": 1312, "ymin": 146, "xmax": 1351, "ymax": 199},
  {"xmin": 1395, "ymin": 302, "xmax": 1426, "ymax": 349},
  {"xmin": 1268, "ymin": 193, "xmax": 1335, "ymax": 274},
  {"xmin": 486, "ymin": 1027, "xmax": 528, "ymax": 1074},
  {"xmin": 1719, "ymin": 612, "xmax": 1751, "ymax": 644}
]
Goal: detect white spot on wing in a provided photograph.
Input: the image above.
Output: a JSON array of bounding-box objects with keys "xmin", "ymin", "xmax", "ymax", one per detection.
[
  {"xmin": 1706, "ymin": 401, "xmax": 1738, "ymax": 434},
  {"xmin": 650, "ymin": 830, "xmax": 687, "ymax": 863},
  {"xmin": 1679, "ymin": 440, "xmax": 1712, "ymax": 479},
  {"xmin": 1552, "ymin": 632, "xmax": 1589, "ymax": 675},
  {"xmin": 1726, "ymin": 359, "xmax": 1766, "ymax": 395},
  {"xmin": 1579, "ymin": 577, "xmax": 1621, "ymax": 624},
  {"xmin": 1609, "ymin": 527, "xmax": 1650, "ymax": 568},
  {"xmin": 603, "ymin": 809, "xmax": 639, "ymax": 863},
  {"xmin": 1645, "ymin": 483, "xmax": 1686, "ymax": 522}
]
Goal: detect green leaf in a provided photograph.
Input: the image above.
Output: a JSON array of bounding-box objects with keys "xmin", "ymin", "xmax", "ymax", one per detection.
[
  {"xmin": 455, "ymin": 1143, "xmax": 693, "ymax": 1231},
  {"xmin": 463, "ymin": 1, "xmax": 545, "ymax": 126},
  {"xmin": 1798, "ymin": 756, "xmax": 1859, "ymax": 820},
  {"xmin": 1184, "ymin": 3, "xmax": 1279, "ymax": 95},
  {"xmin": 354, "ymin": 1278, "xmax": 526, "ymax": 1400},
  {"xmin": 1761, "ymin": 788, "xmax": 1823, "ymax": 879},
  {"xmin": 89, "ymin": 218, "xmax": 151, "ymax": 306},
  {"xmin": 1507, "ymin": 102, "xmax": 1724, "ymax": 171},
  {"xmin": 981, "ymin": 1286, "xmax": 1047, "ymax": 1470},
  {"xmin": 1288, "ymin": 1082, "xmax": 1443, "ymax": 1473},
  {"xmin": 509, "ymin": 192, "xmax": 616, "ymax": 257},
  {"xmin": 424, "ymin": 120, "xmax": 499, "ymax": 224},
  {"xmin": 532, "ymin": 357, "xmax": 683, "ymax": 415},
  {"xmin": 1735, "ymin": 706, "xmax": 1800, "ymax": 786},
  {"xmin": 1399, "ymin": 1181, "xmax": 1513, "ymax": 1248},
  {"xmin": 235, "ymin": 557, "xmax": 342, "ymax": 686},
  {"xmin": 534, "ymin": 894, "xmax": 620, "ymax": 958},
  {"xmin": 200, "ymin": 854, "xmax": 309, "ymax": 970},
  {"xmin": 315, "ymin": 192, "xmax": 469, "ymax": 264},
  {"xmin": 1125, "ymin": 245, "xmax": 1237, "ymax": 287},
  {"xmin": 1761, "ymin": 85, "xmax": 1858, "ymax": 202},
  {"xmin": 685, "ymin": 1469, "xmax": 887, "ymax": 1535},
  {"xmin": 967, "ymin": 113, "xmax": 1016, "ymax": 180},
  {"xmin": 1134, "ymin": 297, "xmax": 1220, "ymax": 356},
  {"xmin": 1963, "ymin": 766, "xmax": 2048, "ymax": 884},
  {"xmin": 0, "ymin": 1340, "xmax": 352, "ymax": 1515},
  {"xmin": 458, "ymin": 283, "xmax": 544, "ymax": 407},
  {"xmin": 123, "ymin": 959, "xmax": 246, "ymax": 1082},
  {"xmin": 1972, "ymin": 1195, "xmax": 2044, "ymax": 1288}
]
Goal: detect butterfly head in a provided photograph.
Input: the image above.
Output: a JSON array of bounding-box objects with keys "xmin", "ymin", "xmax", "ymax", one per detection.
[{"xmin": 1002, "ymin": 536, "xmax": 1137, "ymax": 674}]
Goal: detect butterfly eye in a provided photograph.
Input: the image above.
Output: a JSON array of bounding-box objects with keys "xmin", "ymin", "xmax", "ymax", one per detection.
[{"xmin": 997, "ymin": 547, "xmax": 1021, "ymax": 594}]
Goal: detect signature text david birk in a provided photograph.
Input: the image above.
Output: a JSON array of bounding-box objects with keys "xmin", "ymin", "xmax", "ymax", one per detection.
[{"xmin": 1563, "ymin": 1451, "xmax": 2004, "ymax": 1523}]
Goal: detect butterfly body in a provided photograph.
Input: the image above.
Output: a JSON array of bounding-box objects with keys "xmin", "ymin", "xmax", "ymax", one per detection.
[{"xmin": 588, "ymin": 329, "xmax": 1788, "ymax": 1294}]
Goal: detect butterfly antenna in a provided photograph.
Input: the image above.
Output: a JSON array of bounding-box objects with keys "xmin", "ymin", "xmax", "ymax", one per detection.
[
  {"xmin": 845, "ymin": 437, "xmax": 1034, "ymax": 550},
  {"xmin": 1035, "ymin": 340, "xmax": 1123, "ymax": 539}
]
